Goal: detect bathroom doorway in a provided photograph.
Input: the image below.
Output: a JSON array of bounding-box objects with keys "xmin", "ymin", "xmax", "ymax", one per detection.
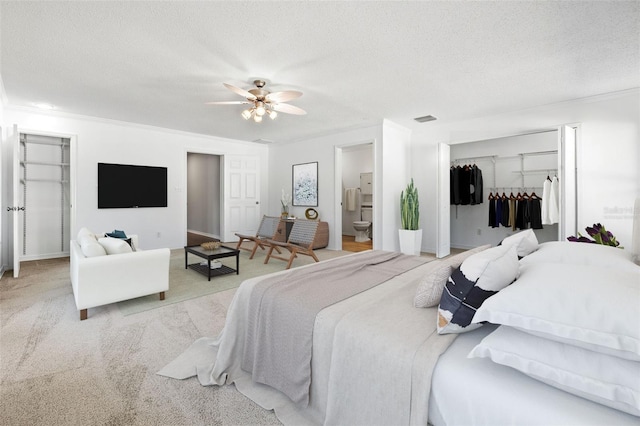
[{"xmin": 341, "ymin": 143, "xmax": 374, "ymax": 252}]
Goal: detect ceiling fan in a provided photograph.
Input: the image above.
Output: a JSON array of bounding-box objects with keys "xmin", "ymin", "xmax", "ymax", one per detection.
[{"xmin": 207, "ymin": 80, "xmax": 306, "ymax": 123}]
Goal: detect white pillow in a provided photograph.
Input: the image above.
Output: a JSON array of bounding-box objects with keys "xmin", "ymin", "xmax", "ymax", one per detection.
[
  {"xmin": 472, "ymin": 262, "xmax": 640, "ymax": 361},
  {"xmin": 520, "ymin": 241, "xmax": 634, "ymax": 270},
  {"xmin": 500, "ymin": 229, "xmax": 538, "ymax": 258},
  {"xmin": 77, "ymin": 227, "xmax": 95, "ymax": 242},
  {"xmin": 437, "ymin": 245, "xmax": 519, "ymax": 334},
  {"xmin": 98, "ymin": 237, "xmax": 133, "ymax": 255},
  {"xmin": 414, "ymin": 244, "xmax": 491, "ymax": 308},
  {"xmin": 80, "ymin": 238, "xmax": 107, "ymax": 257},
  {"xmin": 469, "ymin": 326, "xmax": 640, "ymax": 417}
]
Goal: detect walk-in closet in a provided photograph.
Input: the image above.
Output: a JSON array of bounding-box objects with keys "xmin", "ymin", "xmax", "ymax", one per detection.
[{"xmin": 450, "ymin": 131, "xmax": 559, "ymax": 249}]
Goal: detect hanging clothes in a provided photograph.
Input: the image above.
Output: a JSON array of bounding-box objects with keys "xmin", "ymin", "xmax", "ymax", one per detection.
[
  {"xmin": 488, "ymin": 194, "xmax": 497, "ymax": 228},
  {"xmin": 549, "ymin": 176, "xmax": 560, "ymax": 224},
  {"xmin": 459, "ymin": 165, "xmax": 471, "ymax": 205},
  {"xmin": 450, "ymin": 163, "xmax": 483, "ymax": 206},
  {"xmin": 469, "ymin": 166, "xmax": 477, "ymax": 205},
  {"xmin": 473, "ymin": 165, "xmax": 483, "ymax": 204},
  {"xmin": 500, "ymin": 196, "xmax": 510, "ymax": 227},
  {"xmin": 541, "ymin": 177, "xmax": 552, "ymax": 224},
  {"xmin": 529, "ymin": 194, "xmax": 543, "ymax": 229},
  {"xmin": 451, "ymin": 166, "xmax": 461, "ymax": 205},
  {"xmin": 450, "ymin": 167, "xmax": 456, "ymax": 205},
  {"xmin": 495, "ymin": 196, "xmax": 502, "ymax": 227},
  {"xmin": 515, "ymin": 196, "xmax": 528, "ymax": 230},
  {"xmin": 509, "ymin": 195, "xmax": 517, "ymax": 231}
]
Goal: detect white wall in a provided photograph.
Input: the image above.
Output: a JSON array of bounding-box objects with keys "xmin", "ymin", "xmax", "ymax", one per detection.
[
  {"xmin": 449, "ymin": 132, "xmax": 558, "ymax": 249},
  {"xmin": 268, "ymin": 125, "xmax": 383, "ymax": 250},
  {"xmin": 1, "ymin": 107, "xmax": 268, "ymax": 263},
  {"xmin": 380, "ymin": 120, "xmax": 412, "ymax": 251},
  {"xmin": 413, "ymin": 89, "xmax": 640, "ymax": 253}
]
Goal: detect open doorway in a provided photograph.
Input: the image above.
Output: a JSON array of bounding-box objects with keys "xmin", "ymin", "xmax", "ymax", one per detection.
[
  {"xmin": 341, "ymin": 143, "xmax": 374, "ymax": 252},
  {"xmin": 186, "ymin": 152, "xmax": 221, "ymax": 245}
]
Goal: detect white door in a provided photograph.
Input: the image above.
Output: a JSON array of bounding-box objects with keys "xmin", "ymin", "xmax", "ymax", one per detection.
[
  {"xmin": 224, "ymin": 155, "xmax": 260, "ymax": 241},
  {"xmin": 436, "ymin": 143, "xmax": 451, "ymax": 258},
  {"xmin": 558, "ymin": 125, "xmax": 577, "ymax": 240},
  {"xmin": 11, "ymin": 124, "xmax": 22, "ymax": 277}
]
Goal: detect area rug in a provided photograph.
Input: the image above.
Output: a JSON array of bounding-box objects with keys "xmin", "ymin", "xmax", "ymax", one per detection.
[{"xmin": 117, "ymin": 246, "xmax": 351, "ymax": 316}]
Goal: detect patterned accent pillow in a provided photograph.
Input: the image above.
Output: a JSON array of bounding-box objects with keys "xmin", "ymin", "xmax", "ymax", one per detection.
[{"xmin": 437, "ymin": 245, "xmax": 519, "ymax": 334}]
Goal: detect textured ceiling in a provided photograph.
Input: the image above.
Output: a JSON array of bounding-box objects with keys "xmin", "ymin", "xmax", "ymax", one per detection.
[{"xmin": 1, "ymin": 1, "xmax": 638, "ymax": 144}]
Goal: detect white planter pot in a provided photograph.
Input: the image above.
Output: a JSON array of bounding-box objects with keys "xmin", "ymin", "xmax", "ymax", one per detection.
[{"xmin": 399, "ymin": 229, "xmax": 422, "ymax": 256}]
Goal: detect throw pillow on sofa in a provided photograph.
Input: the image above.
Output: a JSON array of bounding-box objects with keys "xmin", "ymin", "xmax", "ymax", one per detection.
[
  {"xmin": 80, "ymin": 235, "xmax": 107, "ymax": 257},
  {"xmin": 98, "ymin": 237, "xmax": 133, "ymax": 255},
  {"xmin": 104, "ymin": 230, "xmax": 134, "ymax": 250}
]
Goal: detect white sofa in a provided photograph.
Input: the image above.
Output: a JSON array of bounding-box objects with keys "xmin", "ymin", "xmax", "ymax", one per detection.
[{"xmin": 70, "ymin": 228, "xmax": 170, "ymax": 320}]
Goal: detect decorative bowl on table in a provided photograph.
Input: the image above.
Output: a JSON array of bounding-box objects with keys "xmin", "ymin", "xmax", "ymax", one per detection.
[{"xmin": 201, "ymin": 241, "xmax": 220, "ymax": 250}]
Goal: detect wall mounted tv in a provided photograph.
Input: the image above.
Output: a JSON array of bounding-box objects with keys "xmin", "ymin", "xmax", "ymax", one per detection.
[{"xmin": 98, "ymin": 162, "xmax": 168, "ymax": 208}]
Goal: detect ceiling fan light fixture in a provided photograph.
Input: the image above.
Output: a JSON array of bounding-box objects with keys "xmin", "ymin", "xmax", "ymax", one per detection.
[
  {"xmin": 255, "ymin": 102, "xmax": 266, "ymax": 116},
  {"xmin": 253, "ymin": 114, "xmax": 263, "ymax": 123},
  {"xmin": 241, "ymin": 108, "xmax": 253, "ymax": 120},
  {"xmin": 268, "ymin": 109, "xmax": 278, "ymax": 120}
]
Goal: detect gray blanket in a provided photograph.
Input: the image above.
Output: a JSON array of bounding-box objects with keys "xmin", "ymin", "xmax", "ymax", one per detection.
[{"xmin": 241, "ymin": 250, "xmax": 428, "ymax": 405}]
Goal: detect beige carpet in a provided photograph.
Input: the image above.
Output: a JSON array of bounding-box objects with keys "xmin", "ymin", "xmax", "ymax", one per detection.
[
  {"xmin": 0, "ymin": 246, "xmax": 350, "ymax": 425},
  {"xmin": 119, "ymin": 245, "xmax": 349, "ymax": 316}
]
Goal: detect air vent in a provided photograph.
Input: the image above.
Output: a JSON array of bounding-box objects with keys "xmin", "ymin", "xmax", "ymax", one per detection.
[
  {"xmin": 252, "ymin": 138, "xmax": 273, "ymax": 144},
  {"xmin": 414, "ymin": 115, "xmax": 437, "ymax": 123}
]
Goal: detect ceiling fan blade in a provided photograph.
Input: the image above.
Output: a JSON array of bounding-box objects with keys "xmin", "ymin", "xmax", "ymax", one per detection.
[
  {"xmin": 223, "ymin": 83, "xmax": 257, "ymax": 100},
  {"xmin": 205, "ymin": 101, "xmax": 251, "ymax": 105},
  {"xmin": 266, "ymin": 90, "xmax": 303, "ymax": 103},
  {"xmin": 271, "ymin": 103, "xmax": 307, "ymax": 115}
]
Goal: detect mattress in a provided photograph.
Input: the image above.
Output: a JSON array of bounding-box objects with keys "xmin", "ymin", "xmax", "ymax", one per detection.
[{"xmin": 428, "ymin": 324, "xmax": 639, "ymax": 426}]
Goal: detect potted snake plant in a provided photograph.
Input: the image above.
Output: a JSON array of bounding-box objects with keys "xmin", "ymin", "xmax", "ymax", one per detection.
[{"xmin": 399, "ymin": 178, "xmax": 422, "ymax": 255}]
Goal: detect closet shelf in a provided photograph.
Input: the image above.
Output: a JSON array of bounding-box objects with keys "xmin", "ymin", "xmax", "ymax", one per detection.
[
  {"xmin": 513, "ymin": 168, "xmax": 558, "ymax": 175},
  {"xmin": 21, "ymin": 178, "xmax": 69, "ymax": 184},
  {"xmin": 21, "ymin": 161, "xmax": 70, "ymax": 167},
  {"xmin": 21, "ymin": 139, "xmax": 70, "ymax": 147}
]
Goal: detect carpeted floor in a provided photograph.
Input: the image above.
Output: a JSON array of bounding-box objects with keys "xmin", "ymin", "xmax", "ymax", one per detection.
[
  {"xmin": 119, "ymin": 244, "xmax": 349, "ymax": 316},
  {"xmin": 0, "ymin": 245, "xmax": 350, "ymax": 425}
]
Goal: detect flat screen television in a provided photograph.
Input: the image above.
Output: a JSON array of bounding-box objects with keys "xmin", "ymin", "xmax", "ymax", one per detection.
[{"xmin": 98, "ymin": 162, "xmax": 168, "ymax": 208}]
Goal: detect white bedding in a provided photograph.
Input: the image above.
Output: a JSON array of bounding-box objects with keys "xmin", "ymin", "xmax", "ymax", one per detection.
[
  {"xmin": 159, "ymin": 252, "xmax": 455, "ymax": 425},
  {"xmin": 429, "ymin": 324, "xmax": 639, "ymax": 426}
]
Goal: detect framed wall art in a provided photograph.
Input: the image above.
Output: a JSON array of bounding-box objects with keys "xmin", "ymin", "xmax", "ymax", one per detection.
[{"xmin": 292, "ymin": 162, "xmax": 318, "ymax": 206}]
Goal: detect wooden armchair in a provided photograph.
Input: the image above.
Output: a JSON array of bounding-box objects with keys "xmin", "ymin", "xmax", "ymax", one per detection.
[
  {"xmin": 264, "ymin": 219, "xmax": 320, "ymax": 269},
  {"xmin": 235, "ymin": 215, "xmax": 282, "ymax": 259}
]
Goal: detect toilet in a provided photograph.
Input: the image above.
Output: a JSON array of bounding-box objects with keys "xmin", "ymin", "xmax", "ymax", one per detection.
[{"xmin": 353, "ymin": 206, "xmax": 372, "ymax": 242}]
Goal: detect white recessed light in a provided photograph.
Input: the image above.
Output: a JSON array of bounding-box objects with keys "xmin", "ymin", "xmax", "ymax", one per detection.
[{"xmin": 33, "ymin": 103, "xmax": 55, "ymax": 110}]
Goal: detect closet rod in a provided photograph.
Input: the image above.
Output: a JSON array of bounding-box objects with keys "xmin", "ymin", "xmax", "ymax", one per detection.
[{"xmin": 451, "ymin": 154, "xmax": 496, "ymax": 163}]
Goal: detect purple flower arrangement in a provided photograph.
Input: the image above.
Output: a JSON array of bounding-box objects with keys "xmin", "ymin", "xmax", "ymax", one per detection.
[{"xmin": 567, "ymin": 223, "xmax": 622, "ymax": 248}]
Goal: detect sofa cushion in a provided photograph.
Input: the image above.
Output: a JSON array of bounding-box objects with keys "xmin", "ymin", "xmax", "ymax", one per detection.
[
  {"xmin": 80, "ymin": 238, "xmax": 107, "ymax": 257},
  {"xmin": 98, "ymin": 237, "xmax": 133, "ymax": 255}
]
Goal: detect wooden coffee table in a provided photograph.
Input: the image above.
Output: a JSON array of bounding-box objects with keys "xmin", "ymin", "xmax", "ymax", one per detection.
[{"xmin": 184, "ymin": 245, "xmax": 240, "ymax": 281}]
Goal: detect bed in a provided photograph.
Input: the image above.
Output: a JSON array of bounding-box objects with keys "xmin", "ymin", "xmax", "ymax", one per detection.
[{"xmin": 159, "ymin": 227, "xmax": 640, "ymax": 425}]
